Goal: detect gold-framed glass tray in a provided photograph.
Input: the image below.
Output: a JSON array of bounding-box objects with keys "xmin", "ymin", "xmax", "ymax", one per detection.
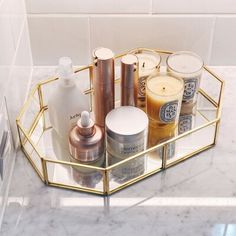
[{"xmin": 16, "ymin": 48, "xmax": 224, "ymax": 195}]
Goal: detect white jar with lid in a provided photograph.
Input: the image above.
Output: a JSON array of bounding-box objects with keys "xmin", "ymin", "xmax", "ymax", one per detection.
[{"xmin": 105, "ymin": 106, "xmax": 148, "ymax": 182}]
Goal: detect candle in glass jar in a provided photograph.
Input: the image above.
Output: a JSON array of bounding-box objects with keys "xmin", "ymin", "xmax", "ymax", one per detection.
[
  {"xmin": 130, "ymin": 49, "xmax": 161, "ymax": 110},
  {"xmin": 146, "ymin": 73, "xmax": 184, "ymax": 126},
  {"xmin": 146, "ymin": 73, "xmax": 183, "ymax": 160},
  {"xmin": 167, "ymin": 51, "xmax": 203, "ymax": 104}
]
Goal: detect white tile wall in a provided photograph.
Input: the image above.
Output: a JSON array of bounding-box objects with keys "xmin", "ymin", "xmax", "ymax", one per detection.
[
  {"xmin": 25, "ymin": 0, "xmax": 151, "ymax": 14},
  {"xmin": 152, "ymin": 0, "xmax": 236, "ymax": 14},
  {"xmin": 90, "ymin": 16, "xmax": 214, "ymax": 63},
  {"xmin": 210, "ymin": 16, "xmax": 236, "ymax": 65},
  {"xmin": 25, "ymin": 1, "xmax": 236, "ymax": 65},
  {"xmin": 28, "ymin": 16, "xmax": 90, "ymax": 65},
  {"xmin": 7, "ymin": 0, "xmax": 26, "ymax": 47},
  {"xmin": 0, "ymin": 4, "xmax": 15, "ymax": 66},
  {"xmin": 5, "ymin": 21, "xmax": 33, "ymax": 138},
  {"xmin": 0, "ymin": 0, "xmax": 32, "ymax": 227}
]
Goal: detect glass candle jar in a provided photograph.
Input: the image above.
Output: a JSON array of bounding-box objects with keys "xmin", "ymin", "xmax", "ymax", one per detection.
[
  {"xmin": 166, "ymin": 51, "xmax": 204, "ymax": 105},
  {"xmin": 146, "ymin": 72, "xmax": 184, "ymax": 127},
  {"xmin": 146, "ymin": 72, "xmax": 183, "ymax": 159},
  {"xmin": 129, "ymin": 48, "xmax": 161, "ymax": 111}
]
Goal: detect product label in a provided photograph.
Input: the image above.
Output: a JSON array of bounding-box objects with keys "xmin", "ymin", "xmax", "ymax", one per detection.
[
  {"xmin": 69, "ymin": 113, "xmax": 81, "ymax": 128},
  {"xmin": 107, "ymin": 136, "xmax": 145, "ymax": 157},
  {"xmin": 138, "ymin": 76, "xmax": 147, "ymax": 99},
  {"xmin": 183, "ymin": 78, "xmax": 197, "ymax": 101},
  {"xmin": 159, "ymin": 100, "xmax": 178, "ymax": 123},
  {"xmin": 121, "ymin": 142, "xmax": 145, "ymax": 155},
  {"xmin": 178, "ymin": 114, "xmax": 193, "ymax": 134}
]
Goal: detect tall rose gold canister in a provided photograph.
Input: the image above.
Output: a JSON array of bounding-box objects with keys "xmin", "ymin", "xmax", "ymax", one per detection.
[
  {"xmin": 92, "ymin": 47, "xmax": 115, "ymax": 128},
  {"xmin": 69, "ymin": 111, "xmax": 104, "ymax": 162},
  {"xmin": 120, "ymin": 54, "xmax": 139, "ymax": 106}
]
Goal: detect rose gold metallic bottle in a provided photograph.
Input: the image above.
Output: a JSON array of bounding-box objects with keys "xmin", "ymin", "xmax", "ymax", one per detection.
[
  {"xmin": 69, "ymin": 111, "xmax": 104, "ymax": 162},
  {"xmin": 121, "ymin": 54, "xmax": 139, "ymax": 106},
  {"xmin": 92, "ymin": 47, "xmax": 115, "ymax": 128}
]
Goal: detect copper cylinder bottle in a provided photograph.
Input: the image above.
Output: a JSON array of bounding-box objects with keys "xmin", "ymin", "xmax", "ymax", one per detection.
[
  {"xmin": 121, "ymin": 54, "xmax": 139, "ymax": 106},
  {"xmin": 92, "ymin": 47, "xmax": 115, "ymax": 128}
]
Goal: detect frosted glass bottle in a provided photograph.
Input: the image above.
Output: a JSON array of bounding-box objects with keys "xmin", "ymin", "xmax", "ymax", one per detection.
[{"xmin": 48, "ymin": 57, "xmax": 90, "ymax": 143}]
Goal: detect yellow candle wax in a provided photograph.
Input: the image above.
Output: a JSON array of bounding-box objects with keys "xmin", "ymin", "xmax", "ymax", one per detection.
[{"xmin": 146, "ymin": 74, "xmax": 184, "ymax": 126}]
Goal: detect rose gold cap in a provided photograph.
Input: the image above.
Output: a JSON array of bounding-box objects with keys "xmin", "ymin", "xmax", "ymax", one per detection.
[{"xmin": 92, "ymin": 47, "xmax": 114, "ymax": 84}]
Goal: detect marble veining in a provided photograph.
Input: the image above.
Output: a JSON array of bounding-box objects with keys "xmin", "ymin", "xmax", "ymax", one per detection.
[{"xmin": 1, "ymin": 67, "xmax": 236, "ymax": 236}]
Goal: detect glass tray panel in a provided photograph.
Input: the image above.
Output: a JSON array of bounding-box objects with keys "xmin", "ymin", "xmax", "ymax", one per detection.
[
  {"xmin": 19, "ymin": 127, "xmax": 43, "ymax": 178},
  {"xmin": 109, "ymin": 147, "xmax": 163, "ymax": 192},
  {"xmin": 45, "ymin": 160, "xmax": 104, "ymax": 194},
  {"xmin": 25, "ymin": 84, "xmax": 216, "ymax": 192},
  {"xmin": 166, "ymin": 123, "xmax": 216, "ymax": 167}
]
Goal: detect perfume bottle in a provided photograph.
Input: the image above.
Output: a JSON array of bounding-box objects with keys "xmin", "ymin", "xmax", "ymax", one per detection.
[
  {"xmin": 48, "ymin": 57, "xmax": 90, "ymax": 143},
  {"xmin": 69, "ymin": 111, "xmax": 104, "ymax": 163}
]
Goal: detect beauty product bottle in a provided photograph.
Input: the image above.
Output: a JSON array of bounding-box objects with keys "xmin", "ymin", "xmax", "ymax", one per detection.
[
  {"xmin": 120, "ymin": 54, "xmax": 139, "ymax": 106},
  {"xmin": 105, "ymin": 106, "xmax": 148, "ymax": 183},
  {"xmin": 92, "ymin": 47, "xmax": 115, "ymax": 128},
  {"xmin": 48, "ymin": 57, "xmax": 90, "ymax": 143},
  {"xmin": 69, "ymin": 111, "xmax": 104, "ymax": 162}
]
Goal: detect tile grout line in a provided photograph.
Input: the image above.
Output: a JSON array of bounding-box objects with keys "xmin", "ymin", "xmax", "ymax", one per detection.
[
  {"xmin": 88, "ymin": 16, "xmax": 92, "ymax": 59},
  {"xmin": 149, "ymin": 0, "xmax": 153, "ymax": 15},
  {"xmin": 207, "ymin": 16, "xmax": 217, "ymax": 65},
  {"xmin": 27, "ymin": 13, "xmax": 236, "ymax": 17}
]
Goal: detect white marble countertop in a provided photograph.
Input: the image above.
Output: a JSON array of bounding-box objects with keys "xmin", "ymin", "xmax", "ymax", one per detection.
[{"xmin": 1, "ymin": 67, "xmax": 236, "ymax": 236}]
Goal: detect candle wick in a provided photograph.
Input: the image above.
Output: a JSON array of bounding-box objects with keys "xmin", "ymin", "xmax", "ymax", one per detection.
[
  {"xmin": 163, "ymin": 87, "xmax": 165, "ymax": 91},
  {"xmin": 142, "ymin": 62, "xmax": 145, "ymax": 68}
]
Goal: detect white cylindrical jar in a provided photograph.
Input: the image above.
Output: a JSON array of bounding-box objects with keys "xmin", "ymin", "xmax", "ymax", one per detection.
[{"xmin": 105, "ymin": 106, "xmax": 148, "ymax": 182}]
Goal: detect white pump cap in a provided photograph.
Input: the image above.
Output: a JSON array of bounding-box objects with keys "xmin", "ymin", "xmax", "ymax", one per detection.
[
  {"xmin": 81, "ymin": 111, "xmax": 91, "ymax": 127},
  {"xmin": 58, "ymin": 57, "xmax": 73, "ymax": 79}
]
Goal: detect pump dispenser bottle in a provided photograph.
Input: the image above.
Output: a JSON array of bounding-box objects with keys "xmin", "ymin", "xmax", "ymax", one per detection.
[
  {"xmin": 69, "ymin": 111, "xmax": 104, "ymax": 163},
  {"xmin": 48, "ymin": 57, "xmax": 90, "ymax": 143}
]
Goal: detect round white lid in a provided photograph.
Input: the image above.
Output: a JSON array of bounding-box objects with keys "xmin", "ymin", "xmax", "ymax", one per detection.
[
  {"xmin": 121, "ymin": 54, "xmax": 138, "ymax": 65},
  {"xmin": 93, "ymin": 47, "xmax": 114, "ymax": 60},
  {"xmin": 105, "ymin": 106, "xmax": 148, "ymax": 137}
]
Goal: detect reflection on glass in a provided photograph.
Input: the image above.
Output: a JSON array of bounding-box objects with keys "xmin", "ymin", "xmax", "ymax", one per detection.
[
  {"xmin": 178, "ymin": 102, "xmax": 196, "ymax": 135},
  {"xmin": 70, "ymin": 156, "xmax": 104, "ymax": 189},
  {"xmin": 148, "ymin": 124, "xmax": 176, "ymax": 160},
  {"xmin": 51, "ymin": 129, "xmax": 104, "ymax": 189},
  {"xmin": 178, "ymin": 113, "xmax": 195, "ymax": 134},
  {"xmin": 109, "ymin": 152, "xmax": 146, "ymax": 184},
  {"xmin": 51, "ymin": 129, "xmax": 71, "ymax": 162}
]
